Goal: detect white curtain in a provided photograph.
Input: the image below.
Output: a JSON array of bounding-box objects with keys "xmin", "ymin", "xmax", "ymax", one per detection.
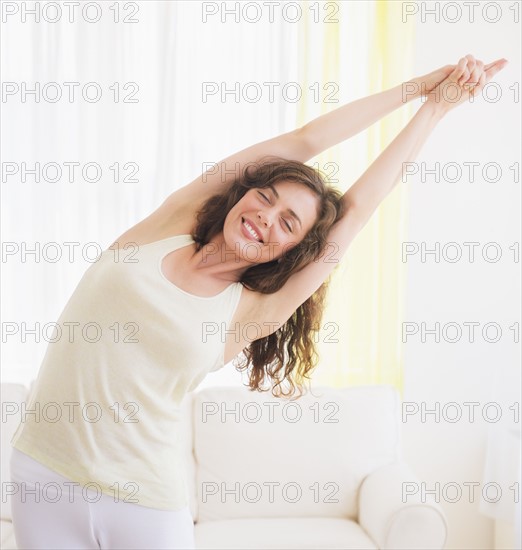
[
  {"xmin": 479, "ymin": 364, "xmax": 522, "ymax": 548},
  {"xmin": 1, "ymin": 0, "xmax": 300, "ymax": 385}
]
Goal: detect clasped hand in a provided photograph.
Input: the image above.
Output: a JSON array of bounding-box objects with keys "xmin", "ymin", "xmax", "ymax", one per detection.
[{"xmin": 419, "ymin": 54, "xmax": 508, "ymax": 114}]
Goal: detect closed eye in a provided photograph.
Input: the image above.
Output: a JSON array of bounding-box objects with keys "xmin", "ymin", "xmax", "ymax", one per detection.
[{"xmin": 258, "ymin": 191, "xmax": 270, "ymax": 203}]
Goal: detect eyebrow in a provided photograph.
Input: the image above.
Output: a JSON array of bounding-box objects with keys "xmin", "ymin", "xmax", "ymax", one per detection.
[{"xmin": 267, "ymin": 184, "xmax": 303, "ymax": 230}]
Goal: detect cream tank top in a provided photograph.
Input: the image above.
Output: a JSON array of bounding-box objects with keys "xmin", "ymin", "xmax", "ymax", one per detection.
[{"xmin": 10, "ymin": 233, "xmax": 243, "ymax": 510}]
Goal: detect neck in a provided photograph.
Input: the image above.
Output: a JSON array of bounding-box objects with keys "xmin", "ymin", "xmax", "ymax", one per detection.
[{"xmin": 189, "ymin": 231, "xmax": 254, "ymax": 282}]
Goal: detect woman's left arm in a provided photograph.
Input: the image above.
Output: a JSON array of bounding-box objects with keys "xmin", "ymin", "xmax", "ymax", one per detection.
[
  {"xmin": 257, "ymin": 56, "xmax": 507, "ymax": 327},
  {"xmin": 343, "ymin": 55, "xmax": 507, "ymax": 223},
  {"xmin": 298, "ymin": 65, "xmax": 455, "ymax": 157},
  {"xmin": 163, "ymin": 65, "xmax": 453, "ymax": 213}
]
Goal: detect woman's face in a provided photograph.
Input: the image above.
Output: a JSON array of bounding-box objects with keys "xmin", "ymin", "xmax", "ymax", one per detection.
[{"xmin": 224, "ymin": 180, "xmax": 320, "ymax": 264}]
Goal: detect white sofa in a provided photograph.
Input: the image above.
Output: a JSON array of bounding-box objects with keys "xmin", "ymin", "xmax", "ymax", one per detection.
[{"xmin": 1, "ymin": 382, "xmax": 447, "ymax": 549}]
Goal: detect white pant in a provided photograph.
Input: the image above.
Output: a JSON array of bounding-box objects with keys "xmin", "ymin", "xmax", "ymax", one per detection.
[{"xmin": 9, "ymin": 447, "xmax": 196, "ymax": 549}]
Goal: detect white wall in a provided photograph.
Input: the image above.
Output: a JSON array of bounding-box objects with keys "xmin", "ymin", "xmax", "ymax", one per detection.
[{"xmin": 401, "ymin": 4, "xmax": 521, "ymax": 549}]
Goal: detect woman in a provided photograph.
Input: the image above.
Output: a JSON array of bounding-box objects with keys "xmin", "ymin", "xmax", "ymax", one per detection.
[{"xmin": 9, "ymin": 55, "xmax": 507, "ymax": 549}]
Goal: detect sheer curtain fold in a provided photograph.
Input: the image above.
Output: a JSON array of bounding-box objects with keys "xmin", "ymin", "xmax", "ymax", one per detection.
[{"xmin": 296, "ymin": 0, "xmax": 415, "ymax": 393}]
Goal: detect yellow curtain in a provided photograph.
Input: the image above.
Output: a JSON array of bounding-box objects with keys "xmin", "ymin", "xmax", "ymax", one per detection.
[{"xmin": 297, "ymin": 1, "xmax": 415, "ymax": 396}]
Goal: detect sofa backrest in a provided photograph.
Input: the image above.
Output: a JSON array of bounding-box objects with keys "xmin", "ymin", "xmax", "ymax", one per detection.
[
  {"xmin": 190, "ymin": 384, "xmax": 401, "ymax": 522},
  {"xmin": 2, "ymin": 382, "xmax": 402, "ymax": 524}
]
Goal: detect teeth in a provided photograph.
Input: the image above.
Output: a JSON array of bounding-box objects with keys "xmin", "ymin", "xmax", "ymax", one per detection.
[{"xmin": 243, "ymin": 219, "xmax": 261, "ymax": 241}]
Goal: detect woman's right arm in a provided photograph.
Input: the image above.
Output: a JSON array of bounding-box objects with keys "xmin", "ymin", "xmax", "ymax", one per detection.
[
  {"xmin": 158, "ymin": 128, "xmax": 313, "ymax": 215},
  {"xmin": 157, "ymin": 64, "xmax": 466, "ymax": 218}
]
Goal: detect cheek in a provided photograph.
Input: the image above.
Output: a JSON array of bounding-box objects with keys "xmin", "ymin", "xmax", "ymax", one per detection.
[
  {"xmin": 234, "ymin": 198, "xmax": 252, "ymax": 215},
  {"xmin": 236, "ymin": 197, "xmax": 253, "ymax": 212},
  {"xmin": 273, "ymin": 239, "xmax": 297, "ymax": 254}
]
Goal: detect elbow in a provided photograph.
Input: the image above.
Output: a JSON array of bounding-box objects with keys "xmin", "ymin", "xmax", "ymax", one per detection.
[{"xmin": 293, "ymin": 126, "xmax": 319, "ymax": 162}]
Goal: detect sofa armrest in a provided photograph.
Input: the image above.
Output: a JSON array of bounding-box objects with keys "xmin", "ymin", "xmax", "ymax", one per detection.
[{"xmin": 358, "ymin": 461, "xmax": 448, "ymax": 550}]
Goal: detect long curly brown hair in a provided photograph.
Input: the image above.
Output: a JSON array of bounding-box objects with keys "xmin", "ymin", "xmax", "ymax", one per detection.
[{"xmin": 191, "ymin": 156, "xmax": 346, "ymax": 399}]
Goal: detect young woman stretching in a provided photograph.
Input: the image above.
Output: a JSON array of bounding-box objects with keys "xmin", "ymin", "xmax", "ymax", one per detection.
[{"xmin": 10, "ymin": 54, "xmax": 507, "ymax": 549}]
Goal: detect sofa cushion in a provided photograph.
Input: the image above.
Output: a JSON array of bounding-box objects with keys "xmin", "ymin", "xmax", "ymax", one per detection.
[
  {"xmin": 192, "ymin": 385, "xmax": 400, "ymax": 522},
  {"xmin": 1, "ymin": 384, "xmax": 29, "ymax": 521},
  {"xmin": 194, "ymin": 517, "xmax": 378, "ymax": 549}
]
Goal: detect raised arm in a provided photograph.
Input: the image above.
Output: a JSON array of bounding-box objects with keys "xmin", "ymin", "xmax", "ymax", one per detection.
[
  {"xmin": 159, "ymin": 65, "xmax": 455, "ymax": 216},
  {"xmin": 343, "ymin": 56, "xmax": 507, "ymax": 223},
  {"xmin": 297, "ymin": 65, "xmax": 454, "ymax": 155},
  {"xmin": 259, "ymin": 55, "xmax": 507, "ymax": 327}
]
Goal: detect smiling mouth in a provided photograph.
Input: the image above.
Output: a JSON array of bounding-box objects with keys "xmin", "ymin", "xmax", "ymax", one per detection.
[{"xmin": 241, "ymin": 217, "xmax": 263, "ymax": 243}]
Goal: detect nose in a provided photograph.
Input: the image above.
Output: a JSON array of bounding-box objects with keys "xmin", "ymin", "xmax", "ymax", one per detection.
[{"xmin": 257, "ymin": 210, "xmax": 273, "ymax": 228}]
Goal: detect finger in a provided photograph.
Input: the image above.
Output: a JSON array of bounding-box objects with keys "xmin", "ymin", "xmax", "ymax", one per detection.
[
  {"xmin": 484, "ymin": 58, "xmax": 509, "ymax": 81},
  {"xmin": 452, "ymin": 57, "xmax": 469, "ymax": 82},
  {"xmin": 461, "ymin": 54, "xmax": 476, "ymax": 79},
  {"xmin": 471, "ymin": 71, "xmax": 487, "ymax": 98},
  {"xmin": 472, "ymin": 59, "xmax": 485, "ymax": 84},
  {"xmin": 459, "ymin": 56, "xmax": 476, "ymax": 85},
  {"xmin": 484, "ymin": 58, "xmax": 508, "ymax": 71},
  {"xmin": 465, "ymin": 54, "xmax": 476, "ymax": 72},
  {"xmin": 464, "ymin": 64, "xmax": 483, "ymax": 90}
]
